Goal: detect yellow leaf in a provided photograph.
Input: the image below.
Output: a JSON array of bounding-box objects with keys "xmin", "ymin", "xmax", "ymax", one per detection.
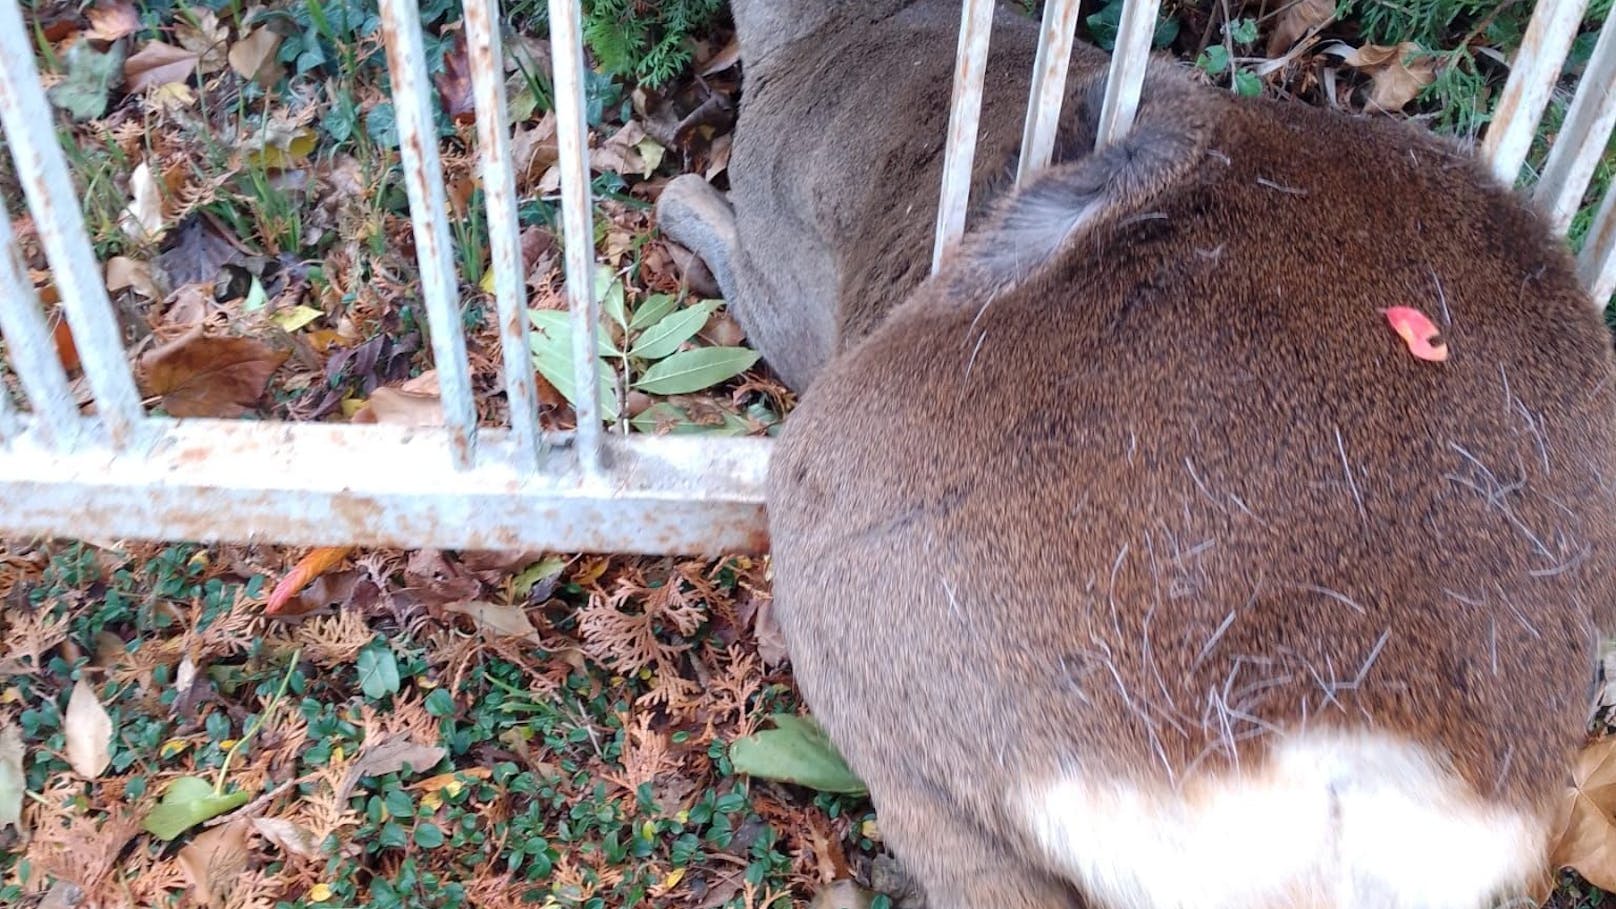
[
  {"xmin": 309, "ymin": 883, "xmax": 333, "ymax": 902},
  {"xmin": 271, "ymin": 305, "xmax": 325, "ymax": 332},
  {"xmin": 421, "ymin": 792, "xmax": 443, "ymax": 812},
  {"xmin": 160, "ymin": 738, "xmax": 191, "ymax": 759}
]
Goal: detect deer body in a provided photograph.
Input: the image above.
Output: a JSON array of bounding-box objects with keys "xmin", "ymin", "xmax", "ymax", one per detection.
[{"xmin": 657, "ymin": 3, "xmax": 1616, "ymax": 907}]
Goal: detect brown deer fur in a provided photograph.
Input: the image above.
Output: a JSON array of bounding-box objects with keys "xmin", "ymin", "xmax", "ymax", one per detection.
[{"xmin": 657, "ymin": 2, "xmax": 1616, "ymax": 907}]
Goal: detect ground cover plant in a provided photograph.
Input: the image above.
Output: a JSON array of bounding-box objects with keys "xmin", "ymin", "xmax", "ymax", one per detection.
[{"xmin": 3, "ymin": 0, "xmax": 1616, "ymax": 906}]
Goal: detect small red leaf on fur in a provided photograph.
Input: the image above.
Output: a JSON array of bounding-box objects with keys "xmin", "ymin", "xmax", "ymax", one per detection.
[{"xmin": 1382, "ymin": 306, "xmax": 1448, "ymax": 362}]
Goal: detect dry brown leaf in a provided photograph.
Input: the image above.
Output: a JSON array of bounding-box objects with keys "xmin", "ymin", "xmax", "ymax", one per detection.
[
  {"xmin": 139, "ymin": 332, "xmax": 289, "ymax": 418},
  {"xmin": 351, "ymin": 370, "xmax": 443, "ymax": 426},
  {"xmin": 177, "ymin": 817, "xmax": 251, "ymax": 907},
  {"xmin": 434, "ymin": 32, "xmax": 475, "ymax": 122},
  {"xmin": 336, "ymin": 736, "xmax": 446, "ymax": 802},
  {"xmin": 1551, "ymin": 736, "xmax": 1616, "ymax": 891},
  {"xmin": 228, "ymin": 27, "xmax": 283, "ymax": 88},
  {"xmin": 123, "ymin": 41, "xmax": 201, "ymax": 93},
  {"xmin": 698, "ymin": 37, "xmax": 741, "ymax": 76},
  {"xmin": 441, "ymin": 601, "xmax": 542, "ymax": 644},
  {"xmin": 1341, "ymin": 42, "xmax": 1435, "ymax": 112},
  {"xmin": 120, "ymin": 161, "xmax": 165, "ymax": 243},
  {"xmin": 0, "ymin": 721, "xmax": 23, "ymax": 833},
  {"xmin": 105, "ymin": 255, "xmax": 160, "ymax": 298},
  {"xmin": 1266, "ymin": 0, "xmax": 1335, "ymax": 57},
  {"xmin": 84, "ymin": 0, "xmax": 141, "ymax": 42},
  {"xmin": 175, "ymin": 9, "xmax": 230, "ymax": 75},
  {"xmin": 64, "ymin": 678, "xmax": 112, "ymax": 779},
  {"xmin": 251, "ymin": 816, "xmax": 321, "ymax": 859}
]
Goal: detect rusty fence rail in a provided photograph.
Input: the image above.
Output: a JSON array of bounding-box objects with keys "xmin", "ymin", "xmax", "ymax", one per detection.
[{"xmin": 1, "ymin": 0, "xmax": 1614, "ymax": 556}]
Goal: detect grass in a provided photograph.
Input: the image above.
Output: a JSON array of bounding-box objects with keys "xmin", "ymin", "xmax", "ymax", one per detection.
[{"xmin": 3, "ymin": 0, "xmax": 1616, "ymax": 906}]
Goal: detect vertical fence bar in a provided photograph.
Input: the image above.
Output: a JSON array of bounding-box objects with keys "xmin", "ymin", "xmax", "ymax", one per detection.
[
  {"xmin": 1095, "ymin": 0, "xmax": 1161, "ymax": 148},
  {"xmin": 1017, "ymin": 0, "xmax": 1083, "ymax": 183},
  {"xmin": 464, "ymin": 0, "xmax": 543, "ymax": 466},
  {"xmin": 931, "ymin": 0, "xmax": 997, "ymax": 274},
  {"xmin": 1482, "ymin": 0, "xmax": 1590, "ymax": 186},
  {"xmin": 1579, "ymin": 180, "xmax": 1616, "ymax": 307},
  {"xmin": 0, "ymin": 4, "xmax": 142, "ymax": 445},
  {"xmin": 0, "ymin": 198, "xmax": 79, "ymax": 445},
  {"xmin": 1534, "ymin": 4, "xmax": 1616, "ymax": 235},
  {"xmin": 379, "ymin": 0, "xmax": 478, "ymax": 469},
  {"xmin": 548, "ymin": 0, "xmax": 604, "ymax": 474},
  {"xmin": 0, "ymin": 374, "xmax": 16, "ymax": 441}
]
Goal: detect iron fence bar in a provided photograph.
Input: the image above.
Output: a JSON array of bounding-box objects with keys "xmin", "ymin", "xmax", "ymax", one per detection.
[
  {"xmin": 1579, "ymin": 178, "xmax": 1616, "ymax": 306},
  {"xmin": 379, "ymin": 0, "xmax": 479, "ymax": 469},
  {"xmin": 0, "ymin": 196, "xmax": 80, "ymax": 446},
  {"xmin": 1095, "ymin": 0, "xmax": 1160, "ymax": 148},
  {"xmin": 932, "ymin": 0, "xmax": 996, "ymax": 274},
  {"xmin": 0, "ymin": 421, "xmax": 769, "ymax": 555},
  {"xmin": 548, "ymin": 0, "xmax": 605, "ymax": 474},
  {"xmin": 1535, "ymin": 2, "xmax": 1616, "ymax": 235},
  {"xmin": 1017, "ymin": 0, "xmax": 1083, "ymax": 183},
  {"xmin": 465, "ymin": 0, "xmax": 543, "ymax": 467},
  {"xmin": 0, "ymin": 0, "xmax": 142, "ymax": 446},
  {"xmin": 1483, "ymin": 0, "xmax": 1590, "ymax": 186},
  {"xmin": 0, "ymin": 379, "xmax": 15, "ymax": 441}
]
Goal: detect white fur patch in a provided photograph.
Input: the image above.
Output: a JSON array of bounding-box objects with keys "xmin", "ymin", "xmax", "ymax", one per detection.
[{"xmin": 1018, "ymin": 732, "xmax": 1545, "ymax": 909}]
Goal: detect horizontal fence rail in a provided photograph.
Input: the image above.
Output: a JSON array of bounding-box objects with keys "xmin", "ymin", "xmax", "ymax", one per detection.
[{"xmin": 2, "ymin": 0, "xmax": 1616, "ymax": 556}]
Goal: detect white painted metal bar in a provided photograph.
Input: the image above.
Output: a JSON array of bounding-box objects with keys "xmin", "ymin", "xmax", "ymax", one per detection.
[
  {"xmin": 548, "ymin": 0, "xmax": 605, "ymax": 474},
  {"xmin": 1095, "ymin": 0, "xmax": 1161, "ymax": 148},
  {"xmin": 931, "ymin": 0, "xmax": 996, "ymax": 274},
  {"xmin": 464, "ymin": 0, "xmax": 543, "ymax": 467},
  {"xmin": 1535, "ymin": 2, "xmax": 1616, "ymax": 235},
  {"xmin": 0, "ymin": 378, "xmax": 16, "ymax": 441},
  {"xmin": 379, "ymin": 0, "xmax": 479, "ymax": 469},
  {"xmin": 1018, "ymin": 0, "xmax": 1084, "ymax": 183},
  {"xmin": 1579, "ymin": 178, "xmax": 1616, "ymax": 306},
  {"xmin": 1483, "ymin": 0, "xmax": 1591, "ymax": 186},
  {"xmin": 0, "ymin": 197, "xmax": 81, "ymax": 446},
  {"xmin": 0, "ymin": 421, "xmax": 769, "ymax": 554},
  {"xmin": 0, "ymin": 1, "xmax": 142, "ymax": 446}
]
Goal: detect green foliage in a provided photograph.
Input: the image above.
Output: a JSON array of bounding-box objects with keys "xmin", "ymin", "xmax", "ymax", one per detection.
[{"xmin": 513, "ymin": 0, "xmax": 726, "ymax": 87}]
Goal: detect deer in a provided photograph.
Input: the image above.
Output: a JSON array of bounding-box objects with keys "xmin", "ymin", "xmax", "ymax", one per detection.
[{"xmin": 655, "ymin": 2, "xmax": 1616, "ymax": 907}]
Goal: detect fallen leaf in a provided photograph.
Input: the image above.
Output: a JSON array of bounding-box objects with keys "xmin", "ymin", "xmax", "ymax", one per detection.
[
  {"xmin": 106, "ymin": 256, "xmax": 161, "ymax": 298},
  {"xmin": 271, "ymin": 305, "xmax": 324, "ymax": 332},
  {"xmin": 228, "ymin": 27, "xmax": 283, "ymax": 88},
  {"xmin": 441, "ymin": 601, "xmax": 542, "ymax": 644},
  {"xmin": 729, "ymin": 714, "xmax": 866, "ymax": 795},
  {"xmin": 338, "ymin": 737, "xmax": 446, "ymax": 802},
  {"xmin": 121, "ymin": 161, "xmax": 166, "ymax": 243},
  {"xmin": 266, "ymin": 546, "xmax": 354, "ymax": 615},
  {"xmin": 434, "ymin": 32, "xmax": 475, "ymax": 122},
  {"xmin": 84, "ymin": 0, "xmax": 141, "ymax": 42},
  {"xmin": 123, "ymin": 41, "xmax": 201, "ymax": 93},
  {"xmin": 155, "ymin": 215, "xmax": 246, "ymax": 287},
  {"xmin": 594, "ymin": 121, "xmax": 655, "ymax": 178},
  {"xmin": 351, "ymin": 369, "xmax": 444, "ymax": 427},
  {"xmin": 177, "ymin": 817, "xmax": 250, "ymax": 907},
  {"xmin": 175, "ymin": 9, "xmax": 230, "ymax": 75},
  {"xmin": 1266, "ymin": 0, "xmax": 1335, "ymax": 57},
  {"xmin": 47, "ymin": 42, "xmax": 125, "ymax": 122},
  {"xmin": 251, "ymin": 817, "xmax": 321, "ymax": 859},
  {"xmin": 143, "ymin": 776, "xmax": 250, "ymax": 841},
  {"xmin": 409, "ymin": 767, "xmax": 493, "ymax": 793},
  {"xmin": 1381, "ymin": 306, "xmax": 1448, "ymax": 362},
  {"xmin": 140, "ymin": 333, "xmax": 289, "ymax": 417},
  {"xmin": 0, "ymin": 722, "xmax": 23, "ymax": 833},
  {"xmin": 65, "ymin": 678, "xmax": 113, "ymax": 779},
  {"xmin": 698, "ymin": 37, "xmax": 741, "ymax": 76},
  {"xmin": 1338, "ymin": 42, "xmax": 1436, "ymax": 112},
  {"xmin": 52, "ymin": 318, "xmax": 81, "ymax": 375},
  {"xmin": 1552, "ymin": 736, "xmax": 1616, "ymax": 890}
]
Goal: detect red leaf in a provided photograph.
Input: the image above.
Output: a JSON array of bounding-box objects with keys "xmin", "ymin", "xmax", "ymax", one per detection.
[{"xmin": 1382, "ymin": 306, "xmax": 1448, "ymax": 363}]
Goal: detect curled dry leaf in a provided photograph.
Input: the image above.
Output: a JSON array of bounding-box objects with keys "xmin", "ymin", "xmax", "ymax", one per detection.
[
  {"xmin": 123, "ymin": 41, "xmax": 201, "ymax": 93},
  {"xmin": 84, "ymin": 0, "xmax": 141, "ymax": 42},
  {"xmin": 177, "ymin": 817, "xmax": 251, "ymax": 907},
  {"xmin": 139, "ymin": 332, "xmax": 290, "ymax": 418},
  {"xmin": 351, "ymin": 370, "xmax": 444, "ymax": 426},
  {"xmin": 441, "ymin": 601, "xmax": 543, "ymax": 644},
  {"xmin": 266, "ymin": 546, "xmax": 354, "ymax": 616},
  {"xmin": 251, "ymin": 816, "xmax": 321, "ymax": 859},
  {"xmin": 65, "ymin": 678, "xmax": 113, "ymax": 779},
  {"xmin": 1552, "ymin": 736, "xmax": 1616, "ymax": 891},
  {"xmin": 337, "ymin": 737, "xmax": 447, "ymax": 802},
  {"xmin": 121, "ymin": 161, "xmax": 165, "ymax": 243},
  {"xmin": 1338, "ymin": 42, "xmax": 1436, "ymax": 112},
  {"xmin": 228, "ymin": 28, "xmax": 284, "ymax": 88},
  {"xmin": 1266, "ymin": 0, "xmax": 1335, "ymax": 57}
]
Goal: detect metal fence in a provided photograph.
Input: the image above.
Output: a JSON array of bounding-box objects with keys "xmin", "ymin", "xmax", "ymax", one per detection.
[{"xmin": 1, "ymin": 0, "xmax": 1614, "ymax": 556}]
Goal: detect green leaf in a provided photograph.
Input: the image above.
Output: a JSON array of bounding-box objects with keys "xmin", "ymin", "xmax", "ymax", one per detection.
[
  {"xmin": 594, "ymin": 265, "xmax": 628, "ymax": 330},
  {"xmin": 632, "ymin": 347, "xmax": 758, "ymax": 395},
  {"xmin": 530, "ymin": 329, "xmax": 621, "ymax": 422},
  {"xmin": 628, "ymin": 293, "xmax": 679, "ymax": 332},
  {"xmin": 512, "ymin": 556, "xmax": 567, "ymax": 599},
  {"xmin": 47, "ymin": 42, "xmax": 125, "ymax": 122},
  {"xmin": 414, "ymin": 823, "xmax": 446, "ymax": 848},
  {"xmin": 1198, "ymin": 45, "xmax": 1231, "ymax": 75},
  {"xmin": 142, "ymin": 776, "xmax": 251, "ymax": 841},
  {"xmin": 357, "ymin": 645, "xmax": 401, "ymax": 700},
  {"xmin": 728, "ymin": 714, "xmax": 866, "ymax": 796},
  {"xmin": 629, "ymin": 301, "xmax": 718, "ymax": 360},
  {"xmin": 1228, "ymin": 17, "xmax": 1259, "ymax": 45},
  {"xmin": 1234, "ymin": 70, "xmax": 1263, "ymax": 97},
  {"xmin": 528, "ymin": 310, "xmax": 621, "ymax": 356}
]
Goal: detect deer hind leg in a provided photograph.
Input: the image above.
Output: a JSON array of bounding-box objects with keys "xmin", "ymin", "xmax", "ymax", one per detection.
[{"xmin": 656, "ymin": 174, "xmax": 740, "ymax": 300}]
